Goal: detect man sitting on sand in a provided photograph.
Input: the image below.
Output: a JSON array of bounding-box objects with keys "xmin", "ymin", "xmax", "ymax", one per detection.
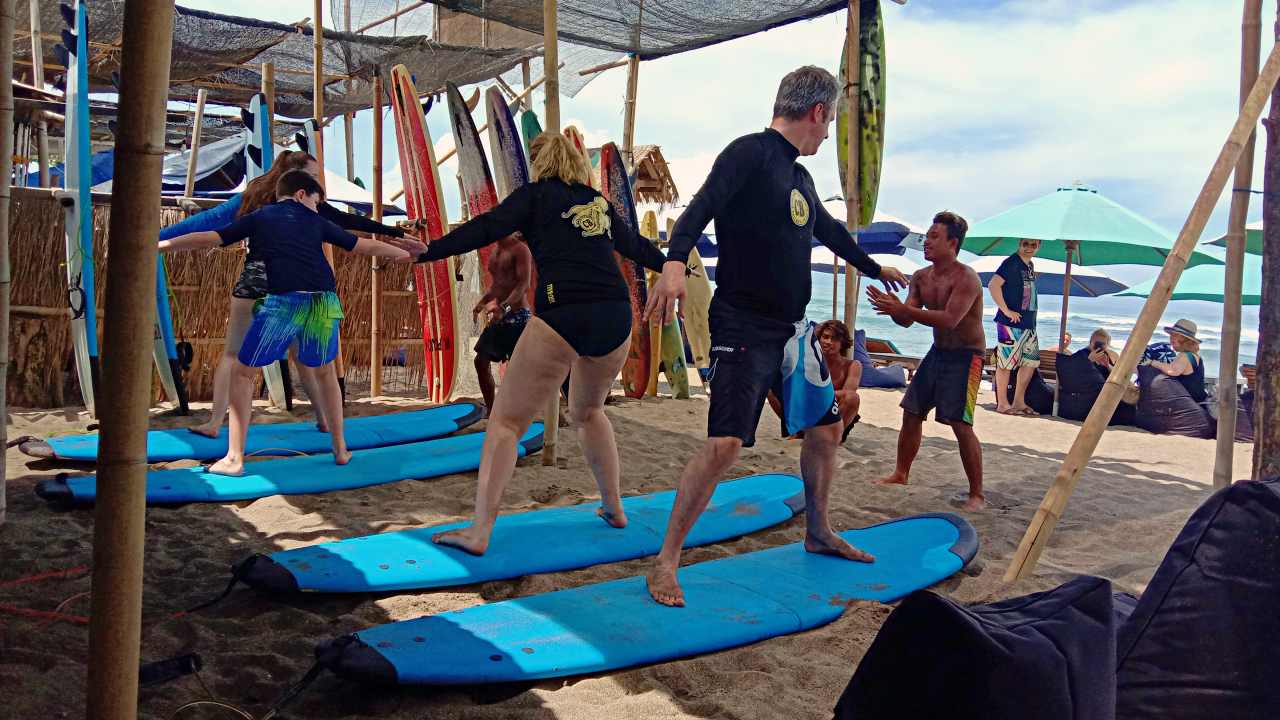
[
  {"xmin": 472, "ymin": 233, "xmax": 534, "ymax": 414},
  {"xmin": 767, "ymin": 319, "xmax": 862, "ymax": 441},
  {"xmin": 867, "ymin": 212, "xmax": 987, "ymax": 511},
  {"xmin": 643, "ymin": 65, "xmax": 909, "ymax": 606},
  {"xmin": 159, "ymin": 170, "xmax": 412, "ymax": 475}
]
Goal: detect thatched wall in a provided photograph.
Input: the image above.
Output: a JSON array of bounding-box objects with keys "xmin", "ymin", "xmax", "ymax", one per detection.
[{"xmin": 7, "ymin": 191, "xmax": 431, "ymax": 408}]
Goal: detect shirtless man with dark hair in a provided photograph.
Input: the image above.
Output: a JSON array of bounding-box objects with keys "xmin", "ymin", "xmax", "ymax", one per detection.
[
  {"xmin": 867, "ymin": 211, "xmax": 987, "ymax": 511},
  {"xmin": 472, "ymin": 233, "xmax": 534, "ymax": 413}
]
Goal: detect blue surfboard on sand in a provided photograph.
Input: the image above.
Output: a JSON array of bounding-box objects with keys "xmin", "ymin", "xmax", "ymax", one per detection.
[
  {"xmin": 20, "ymin": 402, "xmax": 482, "ymax": 463},
  {"xmin": 316, "ymin": 513, "xmax": 977, "ymax": 685},
  {"xmin": 236, "ymin": 473, "xmax": 805, "ymax": 594},
  {"xmin": 36, "ymin": 421, "xmax": 540, "ymax": 506}
]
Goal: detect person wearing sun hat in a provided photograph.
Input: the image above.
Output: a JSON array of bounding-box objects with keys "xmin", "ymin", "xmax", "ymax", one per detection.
[{"xmin": 1140, "ymin": 318, "xmax": 1207, "ymax": 403}]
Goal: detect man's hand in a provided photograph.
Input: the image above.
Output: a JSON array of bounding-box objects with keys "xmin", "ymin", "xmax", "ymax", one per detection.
[
  {"xmin": 867, "ymin": 286, "xmax": 910, "ymax": 323},
  {"xmin": 473, "ymin": 298, "xmax": 502, "ymax": 324},
  {"xmin": 644, "ymin": 260, "xmax": 687, "ymax": 325},
  {"xmin": 1003, "ymin": 309, "xmax": 1022, "ymax": 324},
  {"xmin": 877, "ymin": 266, "xmax": 909, "ymax": 292}
]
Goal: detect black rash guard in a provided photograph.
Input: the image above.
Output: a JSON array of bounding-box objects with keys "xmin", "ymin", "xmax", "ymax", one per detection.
[
  {"xmin": 416, "ymin": 179, "xmax": 667, "ymax": 313},
  {"xmin": 666, "ymin": 128, "xmax": 882, "ymax": 323},
  {"xmin": 242, "ymin": 200, "xmax": 404, "ymax": 263}
]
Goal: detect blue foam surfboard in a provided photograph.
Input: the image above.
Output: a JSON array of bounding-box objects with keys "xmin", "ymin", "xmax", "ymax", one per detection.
[
  {"xmin": 317, "ymin": 513, "xmax": 977, "ymax": 685},
  {"xmin": 21, "ymin": 402, "xmax": 482, "ymax": 462},
  {"xmin": 36, "ymin": 422, "xmax": 541, "ymax": 506},
  {"xmin": 237, "ymin": 473, "xmax": 805, "ymax": 594}
]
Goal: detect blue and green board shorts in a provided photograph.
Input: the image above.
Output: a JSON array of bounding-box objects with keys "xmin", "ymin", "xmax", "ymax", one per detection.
[{"xmin": 239, "ymin": 291, "xmax": 344, "ymax": 368}]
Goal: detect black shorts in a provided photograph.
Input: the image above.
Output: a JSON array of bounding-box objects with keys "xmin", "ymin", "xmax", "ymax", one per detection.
[
  {"xmin": 706, "ymin": 300, "xmax": 840, "ymax": 447},
  {"xmin": 900, "ymin": 347, "xmax": 984, "ymax": 426},
  {"xmin": 232, "ymin": 260, "xmax": 268, "ymax": 300},
  {"xmin": 539, "ymin": 300, "xmax": 632, "ymax": 357},
  {"xmin": 473, "ymin": 308, "xmax": 531, "ymax": 362}
]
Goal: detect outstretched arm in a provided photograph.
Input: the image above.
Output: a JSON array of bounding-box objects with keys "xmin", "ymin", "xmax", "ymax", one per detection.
[
  {"xmin": 351, "ymin": 236, "xmax": 411, "ymax": 262},
  {"xmin": 158, "ymin": 230, "xmax": 223, "ymax": 253},
  {"xmin": 415, "ymin": 184, "xmax": 534, "ymax": 263},
  {"xmin": 812, "ymin": 199, "xmax": 908, "ymax": 291}
]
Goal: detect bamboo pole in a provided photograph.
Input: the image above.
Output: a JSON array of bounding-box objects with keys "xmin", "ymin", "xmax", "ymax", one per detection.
[
  {"xmin": 1215, "ymin": 0, "xmax": 1262, "ymax": 488},
  {"xmin": 343, "ymin": 0, "xmax": 356, "ymax": 183},
  {"xmin": 182, "ymin": 89, "xmax": 207, "ymax": 198},
  {"xmin": 522, "ymin": 59, "xmax": 532, "ymax": 111},
  {"xmin": 578, "ymin": 57, "xmax": 631, "ymax": 76},
  {"xmin": 622, "ymin": 54, "xmax": 640, "ymax": 169},
  {"xmin": 1256, "ymin": 10, "xmax": 1280, "ymax": 481},
  {"xmin": 313, "ymin": 0, "xmax": 347, "ymax": 386},
  {"xmin": 843, "ymin": 1, "xmax": 861, "ymax": 329},
  {"xmin": 371, "ymin": 65, "xmax": 384, "ymax": 397},
  {"xmin": 84, "ymin": 0, "xmax": 174, "ymax": 715},
  {"xmin": 355, "ymin": 0, "xmax": 428, "ymax": 34},
  {"xmin": 262, "ymin": 62, "xmax": 275, "ymax": 120},
  {"xmin": 542, "ymin": 0, "xmax": 561, "ymax": 466},
  {"xmin": 0, "ymin": 0, "xmax": 16, "ymax": 526},
  {"xmin": 1051, "ymin": 242, "xmax": 1077, "ymax": 412},
  {"xmin": 28, "ymin": 0, "xmax": 48, "ymax": 187},
  {"xmin": 1006, "ymin": 38, "xmax": 1280, "ymax": 582}
]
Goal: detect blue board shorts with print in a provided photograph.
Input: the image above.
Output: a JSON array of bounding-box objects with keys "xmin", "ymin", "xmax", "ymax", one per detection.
[{"xmin": 238, "ymin": 291, "xmax": 344, "ymax": 368}]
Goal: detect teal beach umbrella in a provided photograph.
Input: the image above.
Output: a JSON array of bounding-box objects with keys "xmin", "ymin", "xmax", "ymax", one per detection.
[
  {"xmin": 1207, "ymin": 219, "xmax": 1264, "ymax": 255},
  {"xmin": 1119, "ymin": 252, "xmax": 1262, "ymax": 305}
]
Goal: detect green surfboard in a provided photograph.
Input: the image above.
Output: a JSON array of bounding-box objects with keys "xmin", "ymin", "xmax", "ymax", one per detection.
[
  {"xmin": 520, "ymin": 109, "xmax": 543, "ymax": 162},
  {"xmin": 837, "ymin": 0, "xmax": 886, "ymax": 227}
]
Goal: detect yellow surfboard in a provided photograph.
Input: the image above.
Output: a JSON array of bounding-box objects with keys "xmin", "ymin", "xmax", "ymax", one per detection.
[
  {"xmin": 676, "ymin": 217, "xmax": 713, "ymax": 374},
  {"xmin": 643, "ymin": 212, "xmax": 690, "ymax": 398}
]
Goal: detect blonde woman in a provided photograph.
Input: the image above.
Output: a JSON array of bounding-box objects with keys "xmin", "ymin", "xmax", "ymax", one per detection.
[
  {"xmin": 1142, "ymin": 319, "xmax": 1207, "ymax": 403},
  {"xmin": 191, "ymin": 150, "xmax": 418, "ymax": 438},
  {"xmin": 399, "ymin": 132, "xmax": 667, "ymax": 555}
]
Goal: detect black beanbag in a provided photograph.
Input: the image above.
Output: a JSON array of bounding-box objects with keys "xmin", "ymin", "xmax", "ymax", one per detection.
[
  {"xmin": 1135, "ymin": 365, "xmax": 1214, "ymax": 438},
  {"xmin": 990, "ymin": 368, "xmax": 1055, "ymax": 415},
  {"xmin": 1117, "ymin": 478, "xmax": 1280, "ymax": 719},
  {"xmin": 1235, "ymin": 389, "xmax": 1255, "ymax": 442},
  {"xmin": 833, "ymin": 575, "xmax": 1117, "ymax": 720},
  {"xmin": 1054, "ymin": 350, "xmax": 1136, "ymax": 425}
]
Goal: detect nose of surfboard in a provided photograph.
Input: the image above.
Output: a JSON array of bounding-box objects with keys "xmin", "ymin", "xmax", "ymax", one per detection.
[
  {"xmin": 236, "ymin": 554, "xmax": 300, "ymax": 594},
  {"xmin": 316, "ymin": 634, "xmax": 398, "ymax": 685},
  {"xmin": 18, "ymin": 438, "xmax": 54, "ymax": 458},
  {"xmin": 34, "ymin": 476, "xmax": 72, "ymax": 507}
]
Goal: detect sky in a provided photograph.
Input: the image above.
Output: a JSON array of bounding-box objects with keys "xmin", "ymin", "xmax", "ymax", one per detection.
[{"xmin": 178, "ymin": 0, "xmax": 1274, "ymax": 272}]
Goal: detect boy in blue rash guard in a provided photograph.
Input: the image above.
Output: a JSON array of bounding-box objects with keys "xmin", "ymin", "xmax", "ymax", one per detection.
[
  {"xmin": 642, "ymin": 66, "xmax": 911, "ymax": 607},
  {"xmin": 160, "ymin": 170, "xmax": 412, "ymax": 476}
]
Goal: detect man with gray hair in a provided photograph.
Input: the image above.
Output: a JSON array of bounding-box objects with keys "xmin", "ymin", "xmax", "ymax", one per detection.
[{"xmin": 643, "ymin": 65, "xmax": 909, "ymax": 607}]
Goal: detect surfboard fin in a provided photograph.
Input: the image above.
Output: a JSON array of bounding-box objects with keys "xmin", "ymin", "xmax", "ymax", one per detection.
[{"xmin": 316, "ymin": 635, "xmax": 397, "ymax": 684}]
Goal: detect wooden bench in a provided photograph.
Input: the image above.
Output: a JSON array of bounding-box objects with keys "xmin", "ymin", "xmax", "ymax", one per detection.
[
  {"xmin": 868, "ymin": 352, "xmax": 922, "ymax": 380},
  {"xmin": 983, "ymin": 348, "xmax": 1059, "ymax": 382}
]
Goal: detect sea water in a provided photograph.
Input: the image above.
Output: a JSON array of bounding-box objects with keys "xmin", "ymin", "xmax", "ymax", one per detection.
[{"xmin": 796, "ymin": 271, "xmax": 1259, "ymax": 381}]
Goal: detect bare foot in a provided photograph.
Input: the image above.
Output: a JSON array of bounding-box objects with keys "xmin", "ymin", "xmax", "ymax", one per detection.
[
  {"xmin": 432, "ymin": 525, "xmax": 491, "ymax": 556},
  {"xmin": 952, "ymin": 493, "xmax": 987, "ymax": 511},
  {"xmin": 205, "ymin": 455, "xmax": 243, "ymax": 477},
  {"xmin": 596, "ymin": 505, "xmax": 628, "ymax": 529},
  {"xmin": 804, "ymin": 530, "xmax": 875, "ymax": 563},
  {"xmin": 873, "ymin": 472, "xmax": 909, "ymax": 486},
  {"xmin": 187, "ymin": 425, "xmax": 220, "ymax": 439},
  {"xmin": 646, "ymin": 564, "xmax": 684, "ymax": 607},
  {"xmin": 316, "ymin": 421, "xmax": 330, "ymax": 433},
  {"xmin": 333, "ymin": 449, "xmax": 352, "ymax": 465}
]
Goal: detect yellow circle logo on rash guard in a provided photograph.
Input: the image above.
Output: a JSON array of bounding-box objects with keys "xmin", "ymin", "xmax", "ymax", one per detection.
[
  {"xmin": 789, "ymin": 189, "xmax": 809, "ymax": 227},
  {"xmin": 561, "ymin": 196, "xmax": 613, "ymax": 238}
]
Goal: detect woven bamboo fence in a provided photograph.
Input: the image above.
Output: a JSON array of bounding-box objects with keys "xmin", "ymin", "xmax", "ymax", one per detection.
[{"xmin": 7, "ymin": 191, "xmax": 433, "ymax": 408}]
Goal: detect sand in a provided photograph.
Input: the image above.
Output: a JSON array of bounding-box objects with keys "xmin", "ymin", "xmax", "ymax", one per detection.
[{"xmin": 0, "ymin": 379, "xmax": 1254, "ymax": 719}]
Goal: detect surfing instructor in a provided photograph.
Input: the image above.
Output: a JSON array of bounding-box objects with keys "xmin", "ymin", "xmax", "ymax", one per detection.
[{"xmin": 643, "ymin": 66, "xmax": 909, "ymax": 606}]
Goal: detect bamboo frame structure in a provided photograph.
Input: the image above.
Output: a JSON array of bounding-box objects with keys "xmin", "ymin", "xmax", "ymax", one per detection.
[
  {"xmin": 578, "ymin": 57, "xmax": 630, "ymax": 76},
  {"xmin": 622, "ymin": 54, "xmax": 640, "ymax": 168},
  {"xmin": 842, "ymin": 1, "xmax": 861, "ymax": 329},
  {"xmin": 542, "ymin": 0, "xmax": 560, "ymax": 465},
  {"xmin": 182, "ymin": 88, "xmax": 207, "ymax": 198},
  {"xmin": 343, "ymin": 0, "xmax": 356, "ymax": 183},
  {"xmin": 83, "ymin": 0, "xmax": 175, "ymax": 715},
  {"xmin": 313, "ymin": 0, "xmax": 347, "ymax": 385},
  {"xmin": 1005, "ymin": 38, "xmax": 1280, "ymax": 581},
  {"xmin": 356, "ymin": 0, "xmax": 428, "ymax": 34},
  {"xmin": 27, "ymin": 0, "xmax": 48, "ymax": 187},
  {"xmin": 261, "ymin": 61, "xmax": 275, "ymax": 119},
  {"xmin": 1, "ymin": 0, "xmax": 15, "ymax": 526},
  {"xmin": 371, "ymin": 64, "xmax": 384, "ymax": 397},
  {"xmin": 1215, "ymin": 0, "xmax": 1261, "ymax": 488},
  {"xmin": 521, "ymin": 59, "xmax": 532, "ymax": 111}
]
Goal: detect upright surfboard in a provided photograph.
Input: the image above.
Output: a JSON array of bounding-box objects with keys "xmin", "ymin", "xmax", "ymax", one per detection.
[
  {"xmin": 38, "ymin": 418, "xmax": 535, "ymax": 507},
  {"xmin": 598, "ymin": 143, "xmax": 650, "ymax": 398},
  {"xmin": 484, "ymin": 87, "xmax": 536, "ymax": 310},
  {"xmin": 837, "ymin": 0, "xmax": 886, "ymax": 227},
  {"xmin": 390, "ymin": 66, "xmax": 459, "ymax": 404},
  {"xmin": 675, "ymin": 216, "xmax": 713, "ymax": 371},
  {"xmin": 520, "ymin": 109, "xmax": 542, "ymax": 161},
  {"xmin": 317, "ymin": 513, "xmax": 978, "ymax": 685},
  {"xmin": 446, "ymin": 82, "xmax": 497, "ymax": 288},
  {"xmin": 20, "ymin": 401, "xmax": 481, "ymax": 463},
  {"xmin": 241, "ymin": 93, "xmax": 291, "ymax": 409},
  {"xmin": 238, "ymin": 473, "xmax": 804, "ymax": 594},
  {"xmin": 59, "ymin": 1, "xmax": 98, "ymax": 415},
  {"xmin": 642, "ymin": 212, "xmax": 689, "ymax": 398}
]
